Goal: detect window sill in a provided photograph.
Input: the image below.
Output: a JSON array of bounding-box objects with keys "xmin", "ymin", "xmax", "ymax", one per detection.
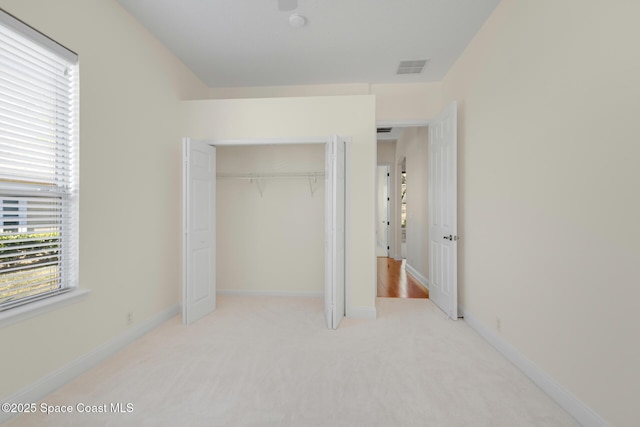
[{"xmin": 0, "ymin": 289, "xmax": 90, "ymax": 328}]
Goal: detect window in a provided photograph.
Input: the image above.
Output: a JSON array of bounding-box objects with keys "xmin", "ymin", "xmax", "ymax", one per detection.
[{"xmin": 0, "ymin": 9, "xmax": 79, "ymax": 312}]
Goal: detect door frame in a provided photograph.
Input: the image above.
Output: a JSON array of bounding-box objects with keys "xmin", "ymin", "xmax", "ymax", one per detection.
[
  {"xmin": 376, "ymin": 164, "xmax": 391, "ymax": 257},
  {"xmin": 375, "ymin": 118, "xmax": 458, "ymax": 315},
  {"xmin": 182, "ymin": 135, "xmax": 349, "ymax": 327}
]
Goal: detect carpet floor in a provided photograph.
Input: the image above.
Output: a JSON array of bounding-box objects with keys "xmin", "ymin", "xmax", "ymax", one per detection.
[{"xmin": 5, "ymin": 296, "xmax": 578, "ymax": 426}]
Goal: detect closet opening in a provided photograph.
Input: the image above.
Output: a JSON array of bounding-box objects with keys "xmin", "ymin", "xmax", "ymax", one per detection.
[
  {"xmin": 182, "ymin": 136, "xmax": 347, "ymax": 329},
  {"xmin": 216, "ymin": 143, "xmax": 325, "ymax": 298}
]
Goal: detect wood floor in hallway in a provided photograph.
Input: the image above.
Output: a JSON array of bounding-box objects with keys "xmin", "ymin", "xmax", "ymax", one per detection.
[{"xmin": 377, "ymin": 257, "xmax": 429, "ymax": 298}]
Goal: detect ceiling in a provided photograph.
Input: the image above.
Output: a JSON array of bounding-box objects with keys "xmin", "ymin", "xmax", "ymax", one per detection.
[{"xmin": 116, "ymin": 0, "xmax": 501, "ymax": 88}]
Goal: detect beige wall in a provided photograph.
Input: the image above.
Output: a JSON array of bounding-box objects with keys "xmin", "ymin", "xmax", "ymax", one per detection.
[
  {"xmin": 371, "ymin": 83, "xmax": 442, "ymax": 123},
  {"xmin": 376, "ymin": 141, "xmax": 396, "ymax": 165},
  {"xmin": 180, "ymin": 96, "xmax": 377, "ymax": 316},
  {"xmin": 209, "ymin": 83, "xmax": 370, "ymax": 99},
  {"xmin": 442, "ymin": 0, "xmax": 640, "ymax": 424},
  {"xmin": 395, "ymin": 128, "xmax": 429, "ymax": 282},
  {"xmin": 216, "ymin": 144, "xmax": 325, "ymax": 294},
  {"xmin": 0, "ymin": 0, "xmax": 208, "ymax": 399},
  {"xmin": 208, "ymin": 82, "xmax": 442, "ymax": 123}
]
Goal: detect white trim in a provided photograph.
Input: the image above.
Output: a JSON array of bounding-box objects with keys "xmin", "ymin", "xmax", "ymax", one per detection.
[
  {"xmin": 0, "ymin": 289, "xmax": 89, "ymax": 328},
  {"xmin": 0, "ymin": 304, "xmax": 179, "ymax": 425},
  {"xmin": 217, "ymin": 290, "xmax": 323, "ymax": 298},
  {"xmin": 405, "ymin": 263, "xmax": 429, "ymax": 290},
  {"xmin": 376, "ymin": 119, "xmax": 430, "ymax": 128},
  {"xmin": 459, "ymin": 306, "xmax": 610, "ymax": 427},
  {"xmin": 0, "ymin": 9, "xmax": 77, "ymax": 63},
  {"xmin": 347, "ymin": 305, "xmax": 377, "ymax": 319}
]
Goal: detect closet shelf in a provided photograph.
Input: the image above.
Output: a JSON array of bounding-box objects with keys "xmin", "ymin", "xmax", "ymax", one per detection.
[{"xmin": 216, "ymin": 172, "xmax": 325, "ymax": 180}]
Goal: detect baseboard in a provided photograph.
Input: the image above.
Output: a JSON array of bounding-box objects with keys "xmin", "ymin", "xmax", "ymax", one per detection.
[
  {"xmin": 217, "ymin": 289, "xmax": 323, "ymax": 298},
  {"xmin": 405, "ymin": 263, "xmax": 429, "ymax": 290},
  {"xmin": 459, "ymin": 306, "xmax": 610, "ymax": 427},
  {"xmin": 0, "ymin": 304, "xmax": 179, "ymax": 425},
  {"xmin": 347, "ymin": 305, "xmax": 377, "ymax": 319}
]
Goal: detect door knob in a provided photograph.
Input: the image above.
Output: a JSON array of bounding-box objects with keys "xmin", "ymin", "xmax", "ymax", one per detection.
[{"xmin": 443, "ymin": 235, "xmax": 452, "ymax": 241}]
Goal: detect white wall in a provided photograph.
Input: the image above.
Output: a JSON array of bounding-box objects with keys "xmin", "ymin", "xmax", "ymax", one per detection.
[
  {"xmin": 442, "ymin": 0, "xmax": 640, "ymax": 424},
  {"xmin": 0, "ymin": 0, "xmax": 208, "ymax": 400},
  {"xmin": 394, "ymin": 128, "xmax": 429, "ymax": 283},
  {"xmin": 180, "ymin": 96, "xmax": 377, "ymax": 317},
  {"xmin": 216, "ymin": 144, "xmax": 325, "ymax": 295}
]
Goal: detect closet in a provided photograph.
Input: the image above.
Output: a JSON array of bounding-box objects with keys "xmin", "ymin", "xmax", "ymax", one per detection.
[
  {"xmin": 182, "ymin": 137, "xmax": 346, "ymax": 329},
  {"xmin": 216, "ymin": 143, "xmax": 325, "ymax": 296}
]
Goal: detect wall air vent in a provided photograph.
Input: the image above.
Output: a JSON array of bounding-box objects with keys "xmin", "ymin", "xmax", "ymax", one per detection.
[
  {"xmin": 377, "ymin": 127, "xmax": 392, "ymax": 133},
  {"xmin": 396, "ymin": 59, "xmax": 429, "ymax": 75}
]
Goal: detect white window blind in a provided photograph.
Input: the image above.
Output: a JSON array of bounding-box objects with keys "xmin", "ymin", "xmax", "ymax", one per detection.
[{"xmin": 0, "ymin": 9, "xmax": 79, "ymax": 310}]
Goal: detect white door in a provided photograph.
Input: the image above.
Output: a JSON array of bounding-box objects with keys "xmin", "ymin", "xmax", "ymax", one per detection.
[
  {"xmin": 376, "ymin": 165, "xmax": 390, "ymax": 257},
  {"xmin": 325, "ymin": 135, "xmax": 346, "ymax": 329},
  {"xmin": 428, "ymin": 102, "xmax": 458, "ymax": 319},
  {"xmin": 183, "ymin": 138, "xmax": 217, "ymax": 325}
]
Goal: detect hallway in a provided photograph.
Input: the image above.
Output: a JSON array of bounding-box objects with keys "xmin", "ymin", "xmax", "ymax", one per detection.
[{"xmin": 377, "ymin": 257, "xmax": 429, "ymax": 298}]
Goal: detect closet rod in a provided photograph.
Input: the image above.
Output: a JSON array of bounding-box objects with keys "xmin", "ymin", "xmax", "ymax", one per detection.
[{"xmin": 216, "ymin": 172, "xmax": 325, "ymax": 180}]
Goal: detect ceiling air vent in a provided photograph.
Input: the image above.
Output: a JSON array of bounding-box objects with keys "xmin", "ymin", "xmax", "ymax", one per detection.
[
  {"xmin": 377, "ymin": 127, "xmax": 392, "ymax": 133},
  {"xmin": 396, "ymin": 59, "xmax": 429, "ymax": 75}
]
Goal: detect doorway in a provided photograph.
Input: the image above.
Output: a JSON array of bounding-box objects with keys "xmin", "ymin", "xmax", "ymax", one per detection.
[
  {"xmin": 376, "ymin": 127, "xmax": 429, "ymax": 300},
  {"xmin": 375, "ymin": 101, "xmax": 458, "ymax": 316},
  {"xmin": 377, "ymin": 257, "xmax": 429, "ymax": 298}
]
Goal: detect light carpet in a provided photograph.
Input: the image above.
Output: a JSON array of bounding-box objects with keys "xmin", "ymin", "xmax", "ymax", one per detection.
[{"xmin": 5, "ymin": 296, "xmax": 578, "ymax": 426}]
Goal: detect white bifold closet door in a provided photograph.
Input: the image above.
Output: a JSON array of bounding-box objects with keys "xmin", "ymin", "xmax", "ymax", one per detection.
[
  {"xmin": 325, "ymin": 135, "xmax": 346, "ymax": 330},
  {"xmin": 182, "ymin": 138, "xmax": 216, "ymax": 325}
]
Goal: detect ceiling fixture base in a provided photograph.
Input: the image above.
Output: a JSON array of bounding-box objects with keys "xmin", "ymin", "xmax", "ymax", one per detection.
[{"xmin": 289, "ymin": 14, "xmax": 307, "ymax": 28}]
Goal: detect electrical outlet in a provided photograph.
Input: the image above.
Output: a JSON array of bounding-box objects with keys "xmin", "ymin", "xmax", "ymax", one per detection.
[
  {"xmin": 496, "ymin": 317, "xmax": 501, "ymax": 333},
  {"xmin": 126, "ymin": 312, "xmax": 133, "ymax": 326}
]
